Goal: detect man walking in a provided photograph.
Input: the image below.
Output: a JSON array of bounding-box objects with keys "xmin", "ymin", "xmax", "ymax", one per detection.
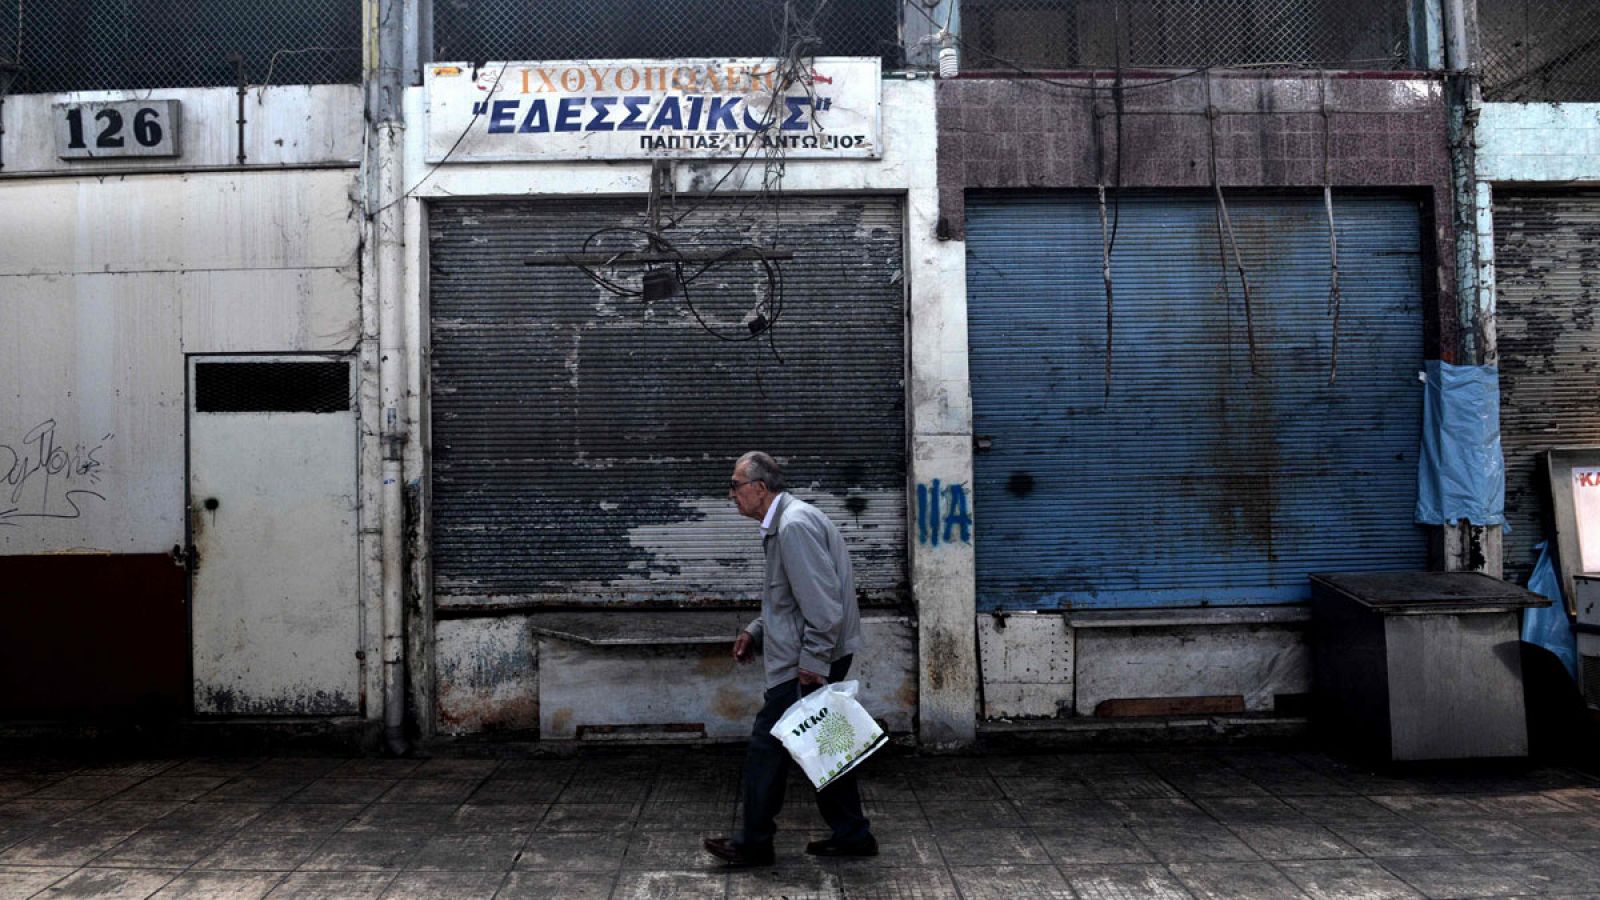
[{"xmin": 704, "ymin": 451, "xmax": 878, "ymax": 867}]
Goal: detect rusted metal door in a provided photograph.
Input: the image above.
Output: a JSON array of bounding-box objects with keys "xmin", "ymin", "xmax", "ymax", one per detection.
[
  {"xmin": 966, "ymin": 192, "xmax": 1428, "ymax": 610},
  {"xmin": 187, "ymin": 355, "xmax": 361, "ymax": 715},
  {"xmin": 1495, "ymin": 190, "xmax": 1600, "ymax": 584},
  {"xmin": 427, "ymin": 196, "xmax": 907, "ymax": 611}
]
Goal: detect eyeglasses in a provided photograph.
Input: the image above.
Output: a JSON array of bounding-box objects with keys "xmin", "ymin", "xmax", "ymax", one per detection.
[{"xmin": 729, "ymin": 479, "xmax": 759, "ymax": 492}]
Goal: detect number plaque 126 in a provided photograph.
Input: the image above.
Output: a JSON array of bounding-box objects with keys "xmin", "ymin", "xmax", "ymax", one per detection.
[{"xmin": 55, "ymin": 100, "xmax": 182, "ymax": 159}]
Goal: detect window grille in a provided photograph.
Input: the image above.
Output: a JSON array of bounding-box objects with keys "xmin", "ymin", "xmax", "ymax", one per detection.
[
  {"xmin": 432, "ymin": 0, "xmax": 902, "ymax": 67},
  {"xmin": 195, "ymin": 361, "xmax": 351, "ymax": 414},
  {"xmin": 0, "ymin": 0, "xmax": 361, "ymax": 95},
  {"xmin": 958, "ymin": 0, "xmax": 1412, "ymax": 71},
  {"xmin": 1481, "ymin": 0, "xmax": 1600, "ymax": 102}
]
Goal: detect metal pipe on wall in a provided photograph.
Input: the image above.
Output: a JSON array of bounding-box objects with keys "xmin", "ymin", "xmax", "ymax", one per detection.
[{"xmin": 374, "ymin": 0, "xmax": 410, "ymax": 756}]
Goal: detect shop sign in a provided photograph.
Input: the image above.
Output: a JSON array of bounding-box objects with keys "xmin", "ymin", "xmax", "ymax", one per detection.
[{"xmin": 425, "ymin": 57, "xmax": 881, "ymax": 162}]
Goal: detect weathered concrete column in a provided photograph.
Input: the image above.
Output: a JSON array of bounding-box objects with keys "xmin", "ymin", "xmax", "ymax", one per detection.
[{"xmin": 905, "ymin": 81, "xmax": 978, "ymax": 747}]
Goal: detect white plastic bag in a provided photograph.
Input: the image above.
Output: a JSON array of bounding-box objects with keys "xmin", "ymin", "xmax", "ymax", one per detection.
[{"xmin": 770, "ymin": 680, "xmax": 887, "ymax": 790}]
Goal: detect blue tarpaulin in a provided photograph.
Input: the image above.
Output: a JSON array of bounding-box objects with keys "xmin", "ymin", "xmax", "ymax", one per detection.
[
  {"xmin": 1523, "ymin": 540, "xmax": 1579, "ymax": 682},
  {"xmin": 1416, "ymin": 360, "xmax": 1506, "ymax": 526}
]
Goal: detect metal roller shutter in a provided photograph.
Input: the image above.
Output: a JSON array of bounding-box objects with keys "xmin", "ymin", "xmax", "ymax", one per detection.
[
  {"xmin": 967, "ymin": 192, "xmax": 1428, "ymax": 610},
  {"xmin": 428, "ymin": 196, "xmax": 907, "ymax": 608},
  {"xmin": 1495, "ymin": 190, "xmax": 1600, "ymax": 585}
]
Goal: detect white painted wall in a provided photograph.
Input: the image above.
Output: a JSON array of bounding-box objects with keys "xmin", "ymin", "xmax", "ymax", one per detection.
[
  {"xmin": 403, "ymin": 76, "xmax": 979, "ymax": 743},
  {"xmin": 0, "ymin": 88, "xmax": 365, "ymax": 555}
]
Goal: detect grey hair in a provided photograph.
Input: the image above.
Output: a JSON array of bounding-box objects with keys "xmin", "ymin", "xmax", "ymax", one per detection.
[{"xmin": 736, "ymin": 451, "xmax": 786, "ymax": 493}]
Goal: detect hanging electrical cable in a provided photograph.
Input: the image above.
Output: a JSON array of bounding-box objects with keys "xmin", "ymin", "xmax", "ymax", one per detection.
[
  {"xmin": 1204, "ymin": 70, "xmax": 1262, "ymax": 377},
  {"xmin": 1321, "ymin": 72, "xmax": 1345, "ymax": 385},
  {"xmin": 1090, "ymin": 76, "xmax": 1116, "ymax": 401}
]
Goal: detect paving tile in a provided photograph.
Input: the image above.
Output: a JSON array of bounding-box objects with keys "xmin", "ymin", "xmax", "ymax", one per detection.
[
  {"xmin": 0, "ymin": 824, "xmax": 31, "ymax": 855},
  {"xmin": 910, "ymin": 777, "xmax": 1003, "ymax": 803},
  {"xmin": 149, "ymin": 871, "xmax": 286, "ymax": 899},
  {"xmin": 400, "ymin": 832, "xmax": 525, "ymax": 871},
  {"xmin": 447, "ymin": 803, "xmax": 549, "ymax": 832},
  {"xmin": 290, "ymin": 780, "xmax": 395, "ymax": 805},
  {"xmin": 1089, "ymin": 775, "xmax": 1184, "ymax": 800},
  {"xmin": 1169, "ymin": 861, "xmax": 1310, "ymax": 899},
  {"xmin": 1377, "ymin": 854, "xmax": 1547, "ymax": 898},
  {"xmin": 1275, "ymin": 859, "xmax": 1426, "ymax": 900},
  {"xmin": 1516, "ymin": 815, "xmax": 1600, "ymax": 850},
  {"xmin": 1282, "ymin": 795, "xmax": 1401, "ymax": 823},
  {"xmin": 636, "ymin": 801, "xmax": 732, "ymax": 832},
  {"xmin": 829, "ymin": 830, "xmax": 940, "ymax": 869},
  {"xmin": 1473, "ymin": 793, "xmax": 1576, "ymax": 816},
  {"xmin": 466, "ymin": 779, "xmax": 568, "ymax": 805},
  {"xmin": 378, "ymin": 871, "xmax": 503, "ymax": 899},
  {"xmin": 1016, "ymin": 799, "xmax": 1126, "ymax": 827},
  {"xmin": 117, "ymin": 778, "xmax": 230, "ymax": 803},
  {"xmin": 0, "ymin": 865, "xmax": 74, "ymax": 898},
  {"xmin": 1546, "ymin": 788, "xmax": 1600, "ymax": 816},
  {"xmin": 248, "ymin": 804, "xmax": 362, "ymax": 833},
  {"xmin": 933, "ymin": 828, "xmax": 1051, "ymax": 867},
  {"xmin": 613, "ymin": 870, "xmax": 728, "ymax": 899},
  {"xmin": 0, "ymin": 826, "xmax": 138, "ymax": 866},
  {"xmin": 856, "ymin": 776, "xmax": 918, "ymax": 802},
  {"xmin": 1326, "ymin": 819, "xmax": 1463, "ymax": 858},
  {"xmin": 192, "ymin": 831, "xmax": 328, "ymax": 871},
  {"xmin": 329, "ymin": 760, "xmax": 422, "ymax": 779},
  {"xmin": 625, "ymin": 830, "xmax": 721, "ymax": 869},
  {"xmin": 1225, "ymin": 823, "xmax": 1363, "ymax": 861},
  {"xmin": 1242, "ymin": 769, "xmax": 1355, "ymax": 797},
  {"xmin": 55, "ymin": 802, "xmax": 184, "ymax": 831},
  {"xmin": 344, "ymin": 803, "xmax": 461, "ymax": 832},
  {"xmin": 298, "ymin": 832, "xmax": 429, "ymax": 871},
  {"xmin": 838, "ymin": 866, "xmax": 959, "ymax": 900},
  {"xmin": 1369, "ymin": 794, "xmax": 1489, "ymax": 819},
  {"xmin": 1131, "ymin": 823, "xmax": 1259, "ymax": 863},
  {"xmin": 984, "ymin": 756, "xmax": 1069, "ymax": 777},
  {"xmin": 919, "ymin": 800, "xmax": 1022, "ymax": 830},
  {"xmin": 1426, "ymin": 818, "xmax": 1549, "ymax": 854},
  {"xmin": 555, "ymin": 779, "xmax": 654, "ymax": 804},
  {"xmin": 411, "ymin": 760, "xmax": 499, "ymax": 779},
  {"xmin": 376, "ymin": 779, "xmax": 479, "ymax": 805},
  {"xmin": 725, "ymin": 863, "xmax": 842, "ymax": 899},
  {"xmin": 145, "ymin": 803, "xmax": 271, "ymax": 832},
  {"xmin": 246, "ymin": 760, "xmax": 344, "ymax": 780},
  {"xmin": 994, "ymin": 776, "xmax": 1094, "ymax": 801},
  {"xmin": 1033, "ymin": 825, "xmax": 1155, "ymax": 865},
  {"xmin": 0, "ymin": 781, "xmax": 48, "ymax": 802},
  {"xmin": 0, "ymin": 799, "xmax": 98, "ymax": 828},
  {"xmin": 1194, "ymin": 796, "xmax": 1306, "ymax": 824},
  {"xmin": 1531, "ymin": 852, "xmax": 1600, "ymax": 893},
  {"xmin": 515, "ymin": 831, "xmax": 631, "ymax": 871},
  {"xmin": 74, "ymin": 762, "xmax": 182, "ymax": 780},
  {"xmin": 650, "ymin": 778, "xmax": 739, "ymax": 804},
  {"xmin": 27, "ymin": 776, "xmax": 144, "ymax": 802},
  {"xmin": 1163, "ymin": 770, "xmax": 1273, "ymax": 798},
  {"xmin": 202, "ymin": 780, "xmax": 311, "ymax": 805},
  {"xmin": 537, "ymin": 803, "xmax": 640, "ymax": 832},
  {"xmin": 858, "ymin": 801, "xmax": 928, "ymax": 831},
  {"xmin": 165, "ymin": 760, "xmax": 265, "ymax": 779},
  {"xmin": 35, "ymin": 867, "xmax": 182, "ymax": 898},
  {"xmin": 93, "ymin": 828, "xmax": 235, "ymax": 868},
  {"xmin": 263, "ymin": 871, "xmax": 395, "ymax": 899},
  {"xmin": 1059, "ymin": 863, "xmax": 1194, "ymax": 900},
  {"xmin": 496, "ymin": 870, "xmax": 615, "ymax": 899},
  {"xmin": 1107, "ymin": 798, "xmax": 1212, "ymax": 824},
  {"xmin": 492, "ymin": 761, "xmax": 580, "ymax": 781},
  {"xmin": 949, "ymin": 864, "xmax": 1073, "ymax": 899}
]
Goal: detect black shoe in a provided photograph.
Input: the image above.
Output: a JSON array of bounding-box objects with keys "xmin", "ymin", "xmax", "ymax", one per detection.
[
  {"xmin": 805, "ymin": 836, "xmax": 879, "ymax": 857},
  {"xmin": 703, "ymin": 836, "xmax": 776, "ymax": 867}
]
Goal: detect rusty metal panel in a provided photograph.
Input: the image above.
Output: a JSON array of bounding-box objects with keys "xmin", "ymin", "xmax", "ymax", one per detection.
[
  {"xmin": 428, "ymin": 196, "xmax": 907, "ymax": 608},
  {"xmin": 966, "ymin": 192, "xmax": 1429, "ymax": 610},
  {"xmin": 0, "ymin": 554, "xmax": 186, "ymax": 718},
  {"xmin": 1495, "ymin": 191, "xmax": 1600, "ymax": 584},
  {"xmin": 436, "ymin": 617, "xmax": 539, "ymax": 735},
  {"xmin": 977, "ymin": 613, "xmax": 1074, "ymax": 719}
]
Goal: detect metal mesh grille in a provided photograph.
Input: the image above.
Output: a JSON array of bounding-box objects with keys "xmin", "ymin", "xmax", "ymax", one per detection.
[
  {"xmin": 1584, "ymin": 654, "xmax": 1600, "ymax": 707},
  {"xmin": 1481, "ymin": 0, "xmax": 1600, "ymax": 102},
  {"xmin": 0, "ymin": 0, "xmax": 361, "ymax": 95},
  {"xmin": 959, "ymin": 0, "xmax": 1411, "ymax": 71},
  {"xmin": 195, "ymin": 362, "xmax": 351, "ymax": 414},
  {"xmin": 433, "ymin": 0, "xmax": 902, "ymax": 66}
]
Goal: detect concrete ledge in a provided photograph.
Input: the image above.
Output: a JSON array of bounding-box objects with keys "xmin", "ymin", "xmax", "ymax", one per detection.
[
  {"xmin": 1061, "ymin": 606, "xmax": 1311, "ymax": 629},
  {"xmin": 527, "ymin": 611, "xmax": 755, "ymax": 646},
  {"xmin": 978, "ymin": 715, "xmax": 1311, "ymax": 750}
]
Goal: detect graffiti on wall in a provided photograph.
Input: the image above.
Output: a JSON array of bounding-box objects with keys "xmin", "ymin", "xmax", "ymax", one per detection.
[
  {"xmin": 1, "ymin": 420, "xmax": 113, "ymax": 526},
  {"xmin": 916, "ymin": 479, "xmax": 972, "ymax": 547}
]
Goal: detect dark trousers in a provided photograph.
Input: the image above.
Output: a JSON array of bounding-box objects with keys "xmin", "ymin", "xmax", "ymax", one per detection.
[{"xmin": 739, "ymin": 655, "xmax": 871, "ymax": 849}]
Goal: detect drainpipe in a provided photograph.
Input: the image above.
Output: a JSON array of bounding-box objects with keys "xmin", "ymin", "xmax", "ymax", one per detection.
[{"xmin": 373, "ymin": 0, "xmax": 410, "ymax": 755}]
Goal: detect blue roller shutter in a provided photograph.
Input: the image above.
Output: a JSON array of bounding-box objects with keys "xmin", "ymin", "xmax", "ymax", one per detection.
[{"xmin": 967, "ymin": 192, "xmax": 1428, "ymax": 610}]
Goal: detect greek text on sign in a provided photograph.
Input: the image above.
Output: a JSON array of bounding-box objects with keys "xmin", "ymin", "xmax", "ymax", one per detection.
[{"xmin": 425, "ymin": 58, "xmax": 881, "ymax": 162}]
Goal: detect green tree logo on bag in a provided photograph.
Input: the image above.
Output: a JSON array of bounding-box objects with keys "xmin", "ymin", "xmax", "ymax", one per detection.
[{"xmin": 815, "ymin": 709, "xmax": 856, "ymax": 756}]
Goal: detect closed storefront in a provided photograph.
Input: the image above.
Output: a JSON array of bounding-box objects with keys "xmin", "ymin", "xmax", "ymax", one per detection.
[
  {"xmin": 966, "ymin": 192, "xmax": 1429, "ymax": 610},
  {"xmin": 1495, "ymin": 190, "xmax": 1600, "ymax": 583},
  {"xmin": 427, "ymin": 195, "xmax": 908, "ymax": 611}
]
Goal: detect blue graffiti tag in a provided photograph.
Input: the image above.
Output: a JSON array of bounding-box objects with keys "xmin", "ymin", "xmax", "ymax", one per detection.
[{"xmin": 916, "ymin": 480, "xmax": 972, "ymax": 546}]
